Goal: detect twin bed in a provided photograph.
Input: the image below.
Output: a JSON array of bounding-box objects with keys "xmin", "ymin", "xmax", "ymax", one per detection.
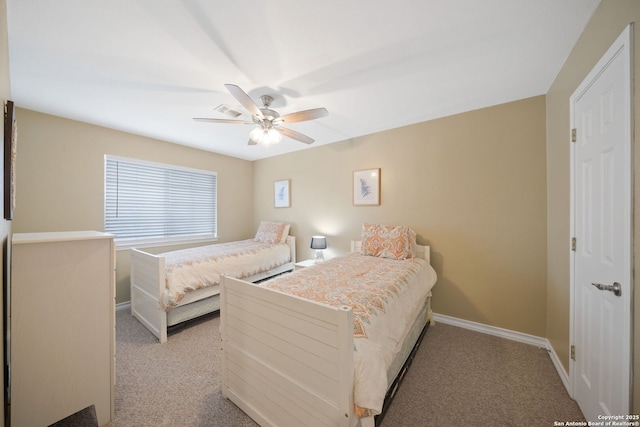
[
  {"xmin": 130, "ymin": 221, "xmax": 296, "ymax": 343},
  {"xmin": 221, "ymin": 223, "xmax": 437, "ymax": 427},
  {"xmin": 129, "ymin": 222, "xmax": 437, "ymax": 426}
]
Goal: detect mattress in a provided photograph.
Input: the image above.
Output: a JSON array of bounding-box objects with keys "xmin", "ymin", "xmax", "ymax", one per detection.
[
  {"xmin": 160, "ymin": 239, "xmax": 291, "ymax": 310},
  {"xmin": 261, "ymin": 252, "xmax": 437, "ymax": 416}
]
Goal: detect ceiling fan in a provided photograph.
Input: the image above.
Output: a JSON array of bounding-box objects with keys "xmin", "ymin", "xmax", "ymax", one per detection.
[{"xmin": 194, "ymin": 84, "xmax": 328, "ymax": 146}]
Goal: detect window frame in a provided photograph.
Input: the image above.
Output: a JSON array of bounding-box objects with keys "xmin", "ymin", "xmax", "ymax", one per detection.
[{"xmin": 104, "ymin": 155, "xmax": 218, "ymax": 249}]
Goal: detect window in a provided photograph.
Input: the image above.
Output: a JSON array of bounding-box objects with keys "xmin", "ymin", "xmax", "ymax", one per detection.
[{"xmin": 105, "ymin": 155, "xmax": 217, "ymax": 247}]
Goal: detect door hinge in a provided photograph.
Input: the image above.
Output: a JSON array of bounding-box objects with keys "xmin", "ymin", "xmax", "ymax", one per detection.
[
  {"xmin": 571, "ymin": 345, "xmax": 576, "ymax": 361},
  {"xmin": 571, "ymin": 237, "xmax": 576, "ymax": 251},
  {"xmin": 571, "ymin": 128, "xmax": 577, "ymax": 142}
]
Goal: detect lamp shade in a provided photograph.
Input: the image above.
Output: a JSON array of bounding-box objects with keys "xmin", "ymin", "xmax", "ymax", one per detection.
[{"xmin": 310, "ymin": 236, "xmax": 327, "ymax": 250}]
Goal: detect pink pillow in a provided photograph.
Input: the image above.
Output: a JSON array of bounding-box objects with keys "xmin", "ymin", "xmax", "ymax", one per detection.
[
  {"xmin": 254, "ymin": 221, "xmax": 290, "ymax": 244},
  {"xmin": 361, "ymin": 223, "xmax": 416, "ymax": 260}
]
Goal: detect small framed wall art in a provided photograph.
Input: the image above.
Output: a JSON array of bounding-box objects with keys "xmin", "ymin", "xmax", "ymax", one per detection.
[
  {"xmin": 353, "ymin": 168, "xmax": 380, "ymax": 206},
  {"xmin": 4, "ymin": 100, "xmax": 16, "ymax": 220},
  {"xmin": 274, "ymin": 179, "xmax": 291, "ymax": 208}
]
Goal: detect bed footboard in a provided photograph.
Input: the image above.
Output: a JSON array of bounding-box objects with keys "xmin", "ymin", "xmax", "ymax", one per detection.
[
  {"xmin": 221, "ymin": 275, "xmax": 357, "ymax": 427},
  {"xmin": 130, "ymin": 249, "xmax": 168, "ymax": 343}
]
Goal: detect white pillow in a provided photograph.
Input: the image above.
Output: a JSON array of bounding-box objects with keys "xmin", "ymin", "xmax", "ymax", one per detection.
[{"xmin": 254, "ymin": 221, "xmax": 290, "ymax": 244}]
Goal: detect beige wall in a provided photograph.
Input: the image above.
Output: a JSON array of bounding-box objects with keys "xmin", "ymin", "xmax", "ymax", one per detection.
[
  {"xmin": 12, "ymin": 109, "xmax": 255, "ymax": 304},
  {"xmin": 254, "ymin": 96, "xmax": 548, "ymax": 337},
  {"xmin": 1, "ymin": 0, "xmax": 9, "ymax": 424},
  {"xmin": 546, "ymin": 0, "xmax": 640, "ymax": 412}
]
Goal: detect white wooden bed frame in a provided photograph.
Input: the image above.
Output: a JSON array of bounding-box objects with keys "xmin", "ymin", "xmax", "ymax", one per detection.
[
  {"xmin": 220, "ymin": 242, "xmax": 431, "ymax": 427},
  {"xmin": 130, "ymin": 236, "xmax": 296, "ymax": 343}
]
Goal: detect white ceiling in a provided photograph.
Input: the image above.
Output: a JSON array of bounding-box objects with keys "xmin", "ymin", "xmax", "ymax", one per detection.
[{"xmin": 6, "ymin": 0, "xmax": 600, "ymax": 161}]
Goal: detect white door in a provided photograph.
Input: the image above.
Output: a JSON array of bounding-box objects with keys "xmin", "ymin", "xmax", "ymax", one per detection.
[{"xmin": 570, "ymin": 25, "xmax": 632, "ymax": 421}]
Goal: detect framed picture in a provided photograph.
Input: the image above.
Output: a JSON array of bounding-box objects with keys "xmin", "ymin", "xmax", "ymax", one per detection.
[
  {"xmin": 4, "ymin": 100, "xmax": 16, "ymax": 220},
  {"xmin": 353, "ymin": 168, "xmax": 380, "ymax": 206},
  {"xmin": 274, "ymin": 179, "xmax": 290, "ymax": 208}
]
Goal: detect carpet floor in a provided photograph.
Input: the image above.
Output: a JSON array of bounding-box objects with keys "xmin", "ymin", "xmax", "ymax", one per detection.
[{"xmin": 114, "ymin": 308, "xmax": 585, "ymax": 426}]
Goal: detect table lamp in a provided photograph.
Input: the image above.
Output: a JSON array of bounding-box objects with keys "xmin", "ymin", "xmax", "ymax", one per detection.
[{"xmin": 310, "ymin": 236, "xmax": 327, "ymax": 263}]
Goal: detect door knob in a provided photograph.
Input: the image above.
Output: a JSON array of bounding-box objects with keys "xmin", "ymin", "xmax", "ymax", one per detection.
[{"xmin": 591, "ymin": 282, "xmax": 622, "ymax": 297}]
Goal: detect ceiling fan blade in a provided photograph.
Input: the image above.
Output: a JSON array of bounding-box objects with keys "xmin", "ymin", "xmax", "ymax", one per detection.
[
  {"xmin": 193, "ymin": 118, "xmax": 253, "ymax": 124},
  {"xmin": 278, "ymin": 107, "xmax": 328, "ymax": 124},
  {"xmin": 224, "ymin": 84, "xmax": 264, "ymax": 119},
  {"xmin": 278, "ymin": 127, "xmax": 315, "ymax": 144}
]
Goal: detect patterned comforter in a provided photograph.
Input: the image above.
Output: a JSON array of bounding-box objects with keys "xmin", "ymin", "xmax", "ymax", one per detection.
[
  {"xmin": 262, "ymin": 252, "xmax": 437, "ymax": 416},
  {"xmin": 160, "ymin": 239, "xmax": 291, "ymax": 310}
]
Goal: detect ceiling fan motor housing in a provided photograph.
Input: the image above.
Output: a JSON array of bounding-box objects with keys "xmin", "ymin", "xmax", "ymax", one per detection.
[
  {"xmin": 255, "ymin": 108, "xmax": 280, "ymax": 124},
  {"xmin": 254, "ymin": 95, "xmax": 280, "ymax": 125}
]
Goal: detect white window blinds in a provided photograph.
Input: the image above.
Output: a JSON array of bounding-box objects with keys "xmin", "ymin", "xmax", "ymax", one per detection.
[{"xmin": 105, "ymin": 156, "xmax": 217, "ymax": 246}]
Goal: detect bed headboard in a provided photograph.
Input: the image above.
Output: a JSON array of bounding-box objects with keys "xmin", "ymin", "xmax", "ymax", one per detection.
[{"xmin": 350, "ymin": 240, "xmax": 430, "ymax": 264}]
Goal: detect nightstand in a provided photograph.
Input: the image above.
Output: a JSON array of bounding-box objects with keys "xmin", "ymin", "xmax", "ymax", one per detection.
[{"xmin": 294, "ymin": 259, "xmax": 317, "ymax": 270}]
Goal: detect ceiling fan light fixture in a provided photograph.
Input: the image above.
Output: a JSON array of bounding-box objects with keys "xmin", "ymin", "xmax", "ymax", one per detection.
[
  {"xmin": 249, "ymin": 126, "xmax": 282, "ymax": 146},
  {"xmin": 249, "ymin": 126, "xmax": 263, "ymax": 143},
  {"xmin": 267, "ymin": 128, "xmax": 282, "ymax": 144}
]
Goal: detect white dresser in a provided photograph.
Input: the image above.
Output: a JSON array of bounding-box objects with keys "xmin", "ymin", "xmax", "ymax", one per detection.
[{"xmin": 10, "ymin": 231, "xmax": 115, "ymax": 427}]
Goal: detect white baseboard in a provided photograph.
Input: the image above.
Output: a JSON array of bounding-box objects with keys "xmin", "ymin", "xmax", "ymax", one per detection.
[
  {"xmin": 432, "ymin": 313, "xmax": 571, "ymax": 395},
  {"xmin": 432, "ymin": 313, "xmax": 549, "ymax": 348},
  {"xmin": 547, "ymin": 342, "xmax": 571, "ymax": 395},
  {"xmin": 116, "ymin": 301, "xmax": 131, "ymax": 312}
]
